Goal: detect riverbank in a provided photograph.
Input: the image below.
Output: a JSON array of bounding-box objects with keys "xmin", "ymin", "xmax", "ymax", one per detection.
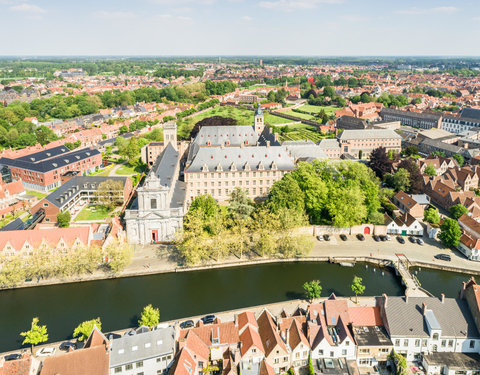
[{"xmin": 3, "ymin": 235, "xmax": 480, "ymax": 291}]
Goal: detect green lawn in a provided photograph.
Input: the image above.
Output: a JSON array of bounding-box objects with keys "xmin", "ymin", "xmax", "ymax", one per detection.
[
  {"xmin": 115, "ymin": 163, "xmax": 144, "ymax": 176},
  {"xmin": 298, "ymin": 104, "xmax": 340, "ymax": 116},
  {"xmin": 282, "ymin": 110, "xmax": 319, "ymax": 122},
  {"xmin": 26, "ymin": 190, "xmax": 48, "ymax": 200},
  {"xmin": 75, "ymin": 205, "xmax": 113, "ymax": 221},
  {"xmin": 277, "ymin": 123, "xmax": 334, "ymax": 143}
]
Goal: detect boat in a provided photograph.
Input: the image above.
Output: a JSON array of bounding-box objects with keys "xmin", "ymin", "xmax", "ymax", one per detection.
[{"xmin": 339, "ymin": 262, "xmax": 355, "ymax": 267}]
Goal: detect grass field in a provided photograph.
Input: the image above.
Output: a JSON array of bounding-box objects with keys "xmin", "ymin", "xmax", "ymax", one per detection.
[
  {"xmin": 298, "ymin": 104, "xmax": 340, "ymax": 116},
  {"xmin": 115, "ymin": 163, "xmax": 141, "ymax": 175},
  {"xmin": 282, "ymin": 110, "xmax": 319, "ymax": 122},
  {"xmin": 276, "ymin": 123, "xmax": 332, "ymax": 143},
  {"xmin": 75, "ymin": 205, "xmax": 112, "ymax": 221},
  {"xmin": 26, "ymin": 190, "xmax": 47, "ymax": 199}
]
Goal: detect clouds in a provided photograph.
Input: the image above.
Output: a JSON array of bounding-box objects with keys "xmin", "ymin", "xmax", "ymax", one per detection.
[
  {"xmin": 259, "ymin": 0, "xmax": 343, "ymax": 12},
  {"xmin": 93, "ymin": 10, "xmax": 136, "ymax": 19},
  {"xmin": 396, "ymin": 6, "xmax": 459, "ymax": 15},
  {"xmin": 9, "ymin": 2, "xmax": 45, "ymax": 13}
]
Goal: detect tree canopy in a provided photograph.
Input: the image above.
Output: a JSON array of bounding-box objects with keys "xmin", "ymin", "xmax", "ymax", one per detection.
[
  {"xmin": 303, "ymin": 280, "xmax": 322, "ymax": 302},
  {"xmin": 439, "ymin": 218, "xmax": 462, "ymax": 248},
  {"xmin": 73, "ymin": 318, "xmax": 102, "ymax": 342},
  {"xmin": 138, "ymin": 304, "xmax": 160, "ymax": 329},
  {"xmin": 20, "ymin": 317, "xmax": 48, "ymax": 349},
  {"xmin": 450, "ymin": 204, "xmax": 468, "ymax": 220}
]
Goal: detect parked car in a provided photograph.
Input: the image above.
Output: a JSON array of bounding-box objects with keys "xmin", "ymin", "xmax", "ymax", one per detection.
[
  {"xmin": 396, "ymin": 236, "xmax": 405, "ymax": 244},
  {"xmin": 434, "ymin": 254, "xmax": 451, "ymax": 261},
  {"xmin": 316, "ymin": 235, "xmax": 323, "ymax": 241},
  {"xmin": 105, "ymin": 333, "xmax": 121, "ymax": 340},
  {"xmin": 201, "ymin": 315, "xmax": 216, "ymax": 324},
  {"xmin": 356, "ymin": 234, "xmax": 365, "ymax": 241},
  {"xmin": 416, "ymin": 238, "xmax": 424, "ymax": 246},
  {"xmin": 124, "ymin": 330, "xmax": 136, "ymax": 336},
  {"xmin": 180, "ymin": 320, "xmax": 195, "ymax": 329},
  {"xmin": 4, "ymin": 353, "xmax": 21, "ymax": 361},
  {"xmin": 74, "ymin": 341, "xmax": 85, "ymax": 350},
  {"xmin": 339, "ymin": 234, "xmax": 348, "ymax": 241},
  {"xmin": 59, "ymin": 341, "xmax": 76, "ymax": 351},
  {"xmin": 409, "ymin": 236, "xmax": 416, "ymax": 243},
  {"xmin": 37, "ymin": 347, "xmax": 56, "ymax": 357},
  {"xmin": 386, "ymin": 235, "xmax": 391, "ymax": 241},
  {"xmin": 373, "ymin": 235, "xmax": 380, "ymax": 242},
  {"xmin": 323, "ymin": 234, "xmax": 330, "ymax": 241},
  {"xmin": 380, "ymin": 235, "xmax": 388, "ymax": 242}
]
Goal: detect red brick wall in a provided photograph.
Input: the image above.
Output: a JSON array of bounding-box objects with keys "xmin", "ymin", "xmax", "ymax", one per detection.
[{"xmin": 30, "ymin": 198, "xmax": 60, "ymax": 223}]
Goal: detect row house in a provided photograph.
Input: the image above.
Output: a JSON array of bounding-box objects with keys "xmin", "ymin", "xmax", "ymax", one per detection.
[
  {"xmin": 392, "ymin": 191, "xmax": 429, "ymax": 219},
  {"xmin": 379, "ymin": 294, "xmax": 480, "ymax": 362},
  {"xmin": 458, "ymin": 214, "xmax": 480, "ymax": 261},
  {"xmin": 385, "ymin": 212, "xmax": 423, "ymax": 236},
  {"xmin": 417, "ymin": 155, "xmax": 458, "ymax": 176},
  {"xmin": 0, "ymin": 226, "xmax": 91, "ymax": 257}
]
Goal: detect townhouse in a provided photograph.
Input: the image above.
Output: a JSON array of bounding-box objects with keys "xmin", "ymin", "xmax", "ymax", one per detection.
[
  {"xmin": 417, "ymin": 156, "xmax": 458, "ymax": 176},
  {"xmin": 385, "ymin": 212, "xmax": 423, "ymax": 236},
  {"xmin": 458, "ymin": 214, "xmax": 480, "ymax": 261},
  {"xmin": 393, "ymin": 191, "xmax": 429, "ymax": 219},
  {"xmin": 109, "ymin": 326, "xmax": 175, "ymax": 375},
  {"xmin": 379, "ymin": 294, "xmax": 480, "ymax": 362}
]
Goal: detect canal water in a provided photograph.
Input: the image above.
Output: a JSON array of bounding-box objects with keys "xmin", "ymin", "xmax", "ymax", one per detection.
[
  {"xmin": 0, "ymin": 261, "xmax": 473, "ymax": 352},
  {"xmin": 411, "ymin": 266, "xmax": 477, "ymax": 297}
]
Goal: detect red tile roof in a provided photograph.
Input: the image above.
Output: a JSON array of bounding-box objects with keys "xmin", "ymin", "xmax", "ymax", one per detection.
[{"xmin": 348, "ymin": 306, "xmax": 383, "ymax": 326}]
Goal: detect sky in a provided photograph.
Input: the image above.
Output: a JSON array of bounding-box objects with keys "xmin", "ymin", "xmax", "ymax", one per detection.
[{"xmin": 1, "ymin": 0, "xmax": 480, "ymax": 56}]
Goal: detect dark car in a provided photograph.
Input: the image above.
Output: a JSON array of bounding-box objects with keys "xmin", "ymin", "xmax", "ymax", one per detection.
[
  {"xmin": 435, "ymin": 254, "xmax": 451, "ymax": 261},
  {"xmin": 356, "ymin": 234, "xmax": 365, "ymax": 241},
  {"xmin": 201, "ymin": 315, "xmax": 216, "ymax": 324},
  {"xmin": 75, "ymin": 341, "xmax": 85, "ymax": 350},
  {"xmin": 323, "ymin": 234, "xmax": 330, "ymax": 241},
  {"xmin": 380, "ymin": 235, "xmax": 388, "ymax": 242},
  {"xmin": 416, "ymin": 238, "xmax": 424, "ymax": 246},
  {"xmin": 180, "ymin": 320, "xmax": 195, "ymax": 329},
  {"xmin": 4, "ymin": 353, "xmax": 21, "ymax": 361},
  {"xmin": 409, "ymin": 236, "xmax": 416, "ymax": 243},
  {"xmin": 339, "ymin": 234, "xmax": 348, "ymax": 241},
  {"xmin": 397, "ymin": 236, "xmax": 405, "ymax": 244},
  {"xmin": 373, "ymin": 235, "xmax": 380, "ymax": 242},
  {"xmin": 316, "ymin": 235, "xmax": 323, "ymax": 241},
  {"xmin": 59, "ymin": 341, "xmax": 76, "ymax": 351}
]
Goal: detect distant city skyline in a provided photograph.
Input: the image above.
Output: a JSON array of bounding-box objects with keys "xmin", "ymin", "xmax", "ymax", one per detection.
[{"xmin": 1, "ymin": 0, "xmax": 480, "ymax": 56}]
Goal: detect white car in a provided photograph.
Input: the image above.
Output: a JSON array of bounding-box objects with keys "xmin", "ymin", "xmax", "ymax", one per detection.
[{"xmin": 36, "ymin": 347, "xmax": 56, "ymax": 357}]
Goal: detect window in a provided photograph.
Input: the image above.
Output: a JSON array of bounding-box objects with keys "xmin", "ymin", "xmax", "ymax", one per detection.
[
  {"xmin": 433, "ymin": 333, "xmax": 439, "ymax": 340},
  {"xmin": 415, "ymin": 340, "xmax": 420, "ymax": 347},
  {"xmin": 395, "ymin": 339, "xmax": 400, "ymax": 346},
  {"xmin": 470, "ymin": 340, "xmax": 475, "ymax": 349},
  {"xmin": 136, "ymin": 361, "xmax": 144, "ymax": 368},
  {"xmin": 448, "ymin": 340, "xmax": 454, "ymax": 347},
  {"xmin": 341, "ymin": 349, "xmax": 347, "ymax": 356},
  {"xmin": 115, "ymin": 367, "xmax": 122, "ymax": 373},
  {"xmin": 441, "ymin": 340, "xmax": 446, "ymax": 347},
  {"xmin": 43, "ymin": 203, "xmax": 49, "ymax": 207},
  {"xmin": 137, "ymin": 373, "xmax": 144, "ymax": 375},
  {"xmin": 198, "ymin": 362, "xmax": 204, "ymax": 369},
  {"xmin": 318, "ymin": 350, "xmax": 323, "ymax": 355},
  {"xmin": 283, "ymin": 356, "xmax": 288, "ymax": 362},
  {"xmin": 403, "ymin": 339, "xmax": 408, "ymax": 346},
  {"xmin": 274, "ymin": 358, "xmax": 279, "ymax": 364},
  {"xmin": 126, "ymin": 364, "xmax": 133, "ymax": 370},
  {"xmin": 151, "ymin": 199, "xmax": 157, "ymax": 209},
  {"xmin": 359, "ymin": 349, "xmax": 370, "ymax": 354}
]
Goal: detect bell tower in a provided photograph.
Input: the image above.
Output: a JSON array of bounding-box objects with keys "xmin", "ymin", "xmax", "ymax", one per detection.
[
  {"xmin": 254, "ymin": 105, "xmax": 265, "ymax": 134},
  {"xmin": 163, "ymin": 121, "xmax": 177, "ymax": 151}
]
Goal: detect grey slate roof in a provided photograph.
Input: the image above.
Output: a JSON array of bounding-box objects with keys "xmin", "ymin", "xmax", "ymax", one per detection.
[
  {"xmin": 338, "ymin": 129, "xmax": 402, "ymax": 141},
  {"xmin": 150, "ymin": 143, "xmax": 179, "ymax": 188},
  {"xmin": 318, "ymin": 139, "xmax": 341, "ymax": 149},
  {"xmin": 380, "ymin": 107, "xmax": 442, "ymax": 121},
  {"xmin": 110, "ymin": 326, "xmax": 175, "ymax": 367},
  {"xmin": 185, "ymin": 145, "xmax": 295, "ymax": 173},
  {"xmin": 460, "ymin": 107, "xmax": 480, "ymax": 121},
  {"xmin": 284, "ymin": 143, "xmax": 328, "ymax": 161},
  {"xmin": 193, "ymin": 125, "xmax": 259, "ymax": 147},
  {"xmin": 45, "ymin": 176, "xmax": 128, "ymax": 209},
  {"xmin": 384, "ymin": 297, "xmax": 480, "ymax": 338},
  {"xmin": 0, "ymin": 147, "xmax": 100, "ymax": 173}
]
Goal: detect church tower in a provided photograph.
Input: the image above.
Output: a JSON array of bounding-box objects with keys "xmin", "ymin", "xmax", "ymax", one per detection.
[
  {"xmin": 163, "ymin": 121, "xmax": 177, "ymax": 151},
  {"xmin": 254, "ymin": 105, "xmax": 265, "ymax": 134}
]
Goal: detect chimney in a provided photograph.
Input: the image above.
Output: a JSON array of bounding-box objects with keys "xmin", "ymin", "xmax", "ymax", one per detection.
[
  {"xmin": 266, "ymin": 141, "xmax": 270, "ymax": 148},
  {"xmin": 240, "ymin": 142, "xmax": 245, "ymax": 148},
  {"xmin": 383, "ymin": 293, "xmax": 388, "ymax": 308},
  {"xmin": 422, "ymin": 302, "xmax": 428, "ymax": 315},
  {"xmin": 285, "ymin": 328, "xmax": 290, "ymax": 345},
  {"xmin": 440, "ymin": 293, "xmax": 445, "ymax": 303},
  {"xmin": 405, "ymin": 290, "xmax": 409, "ymax": 303}
]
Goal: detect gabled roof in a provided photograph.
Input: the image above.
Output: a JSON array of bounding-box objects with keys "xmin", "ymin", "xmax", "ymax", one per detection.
[
  {"xmin": 179, "ymin": 321, "xmax": 240, "ymax": 348},
  {"xmin": 240, "ymin": 325, "xmax": 265, "ymax": 356},
  {"xmin": 256, "ymin": 309, "xmax": 288, "ymax": 356},
  {"xmin": 287, "ymin": 319, "xmax": 309, "ymax": 351}
]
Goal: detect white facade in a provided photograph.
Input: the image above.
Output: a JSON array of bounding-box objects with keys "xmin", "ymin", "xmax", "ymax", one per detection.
[{"xmin": 310, "ymin": 337, "xmax": 356, "ymax": 361}]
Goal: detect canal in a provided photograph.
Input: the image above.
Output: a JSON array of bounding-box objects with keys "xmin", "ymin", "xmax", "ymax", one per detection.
[{"xmin": 0, "ymin": 261, "xmax": 472, "ymax": 352}]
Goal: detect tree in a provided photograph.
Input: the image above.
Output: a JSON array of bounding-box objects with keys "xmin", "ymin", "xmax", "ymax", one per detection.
[
  {"xmin": 369, "ymin": 147, "xmax": 393, "ymax": 178},
  {"xmin": 351, "ymin": 276, "xmax": 365, "ymax": 303},
  {"xmin": 35, "ymin": 126, "xmax": 57, "ymax": 145},
  {"xmin": 424, "ymin": 208, "xmax": 441, "ymax": 225},
  {"xmin": 323, "ymin": 86, "xmax": 335, "ymax": 98},
  {"xmin": 452, "ymin": 154, "xmax": 464, "ymax": 167},
  {"xmin": 403, "ymin": 145, "xmax": 419, "ymax": 157},
  {"xmin": 104, "ymin": 240, "xmax": 134, "ymax": 273},
  {"xmin": 303, "ymin": 280, "xmax": 322, "ymax": 302},
  {"xmin": 439, "ymin": 218, "xmax": 462, "ymax": 247},
  {"xmin": 450, "ymin": 204, "xmax": 468, "ymax": 220},
  {"xmin": 228, "ymin": 187, "xmax": 254, "ymax": 221},
  {"xmin": 119, "ymin": 125, "xmax": 128, "ymax": 134},
  {"xmin": 95, "ymin": 179, "xmax": 124, "ymax": 210},
  {"xmin": 138, "ymin": 304, "xmax": 160, "ymax": 329},
  {"xmin": 268, "ymin": 174, "xmax": 305, "ymax": 215},
  {"xmin": 73, "ymin": 318, "xmax": 102, "ymax": 342},
  {"xmin": 57, "ymin": 211, "xmax": 71, "ymax": 228},
  {"xmin": 424, "ymin": 164, "xmax": 437, "ymax": 177},
  {"xmin": 20, "ymin": 317, "xmax": 48, "ymax": 351},
  {"xmin": 397, "ymin": 159, "xmax": 422, "ymax": 193},
  {"xmin": 384, "ymin": 168, "xmax": 410, "ymax": 192}
]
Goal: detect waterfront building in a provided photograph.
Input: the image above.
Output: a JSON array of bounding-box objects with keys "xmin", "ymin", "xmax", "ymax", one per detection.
[
  {"xmin": 109, "ymin": 326, "xmax": 175, "ymax": 375},
  {"xmin": 385, "ymin": 212, "xmax": 423, "ymax": 236},
  {"xmin": 392, "ymin": 191, "xmax": 429, "ymax": 220},
  {"xmin": 379, "ymin": 295, "xmax": 480, "ymax": 362}
]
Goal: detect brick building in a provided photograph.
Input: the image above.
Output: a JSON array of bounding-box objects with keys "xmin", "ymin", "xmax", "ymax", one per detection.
[{"xmin": 0, "ymin": 146, "xmax": 102, "ymax": 191}]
